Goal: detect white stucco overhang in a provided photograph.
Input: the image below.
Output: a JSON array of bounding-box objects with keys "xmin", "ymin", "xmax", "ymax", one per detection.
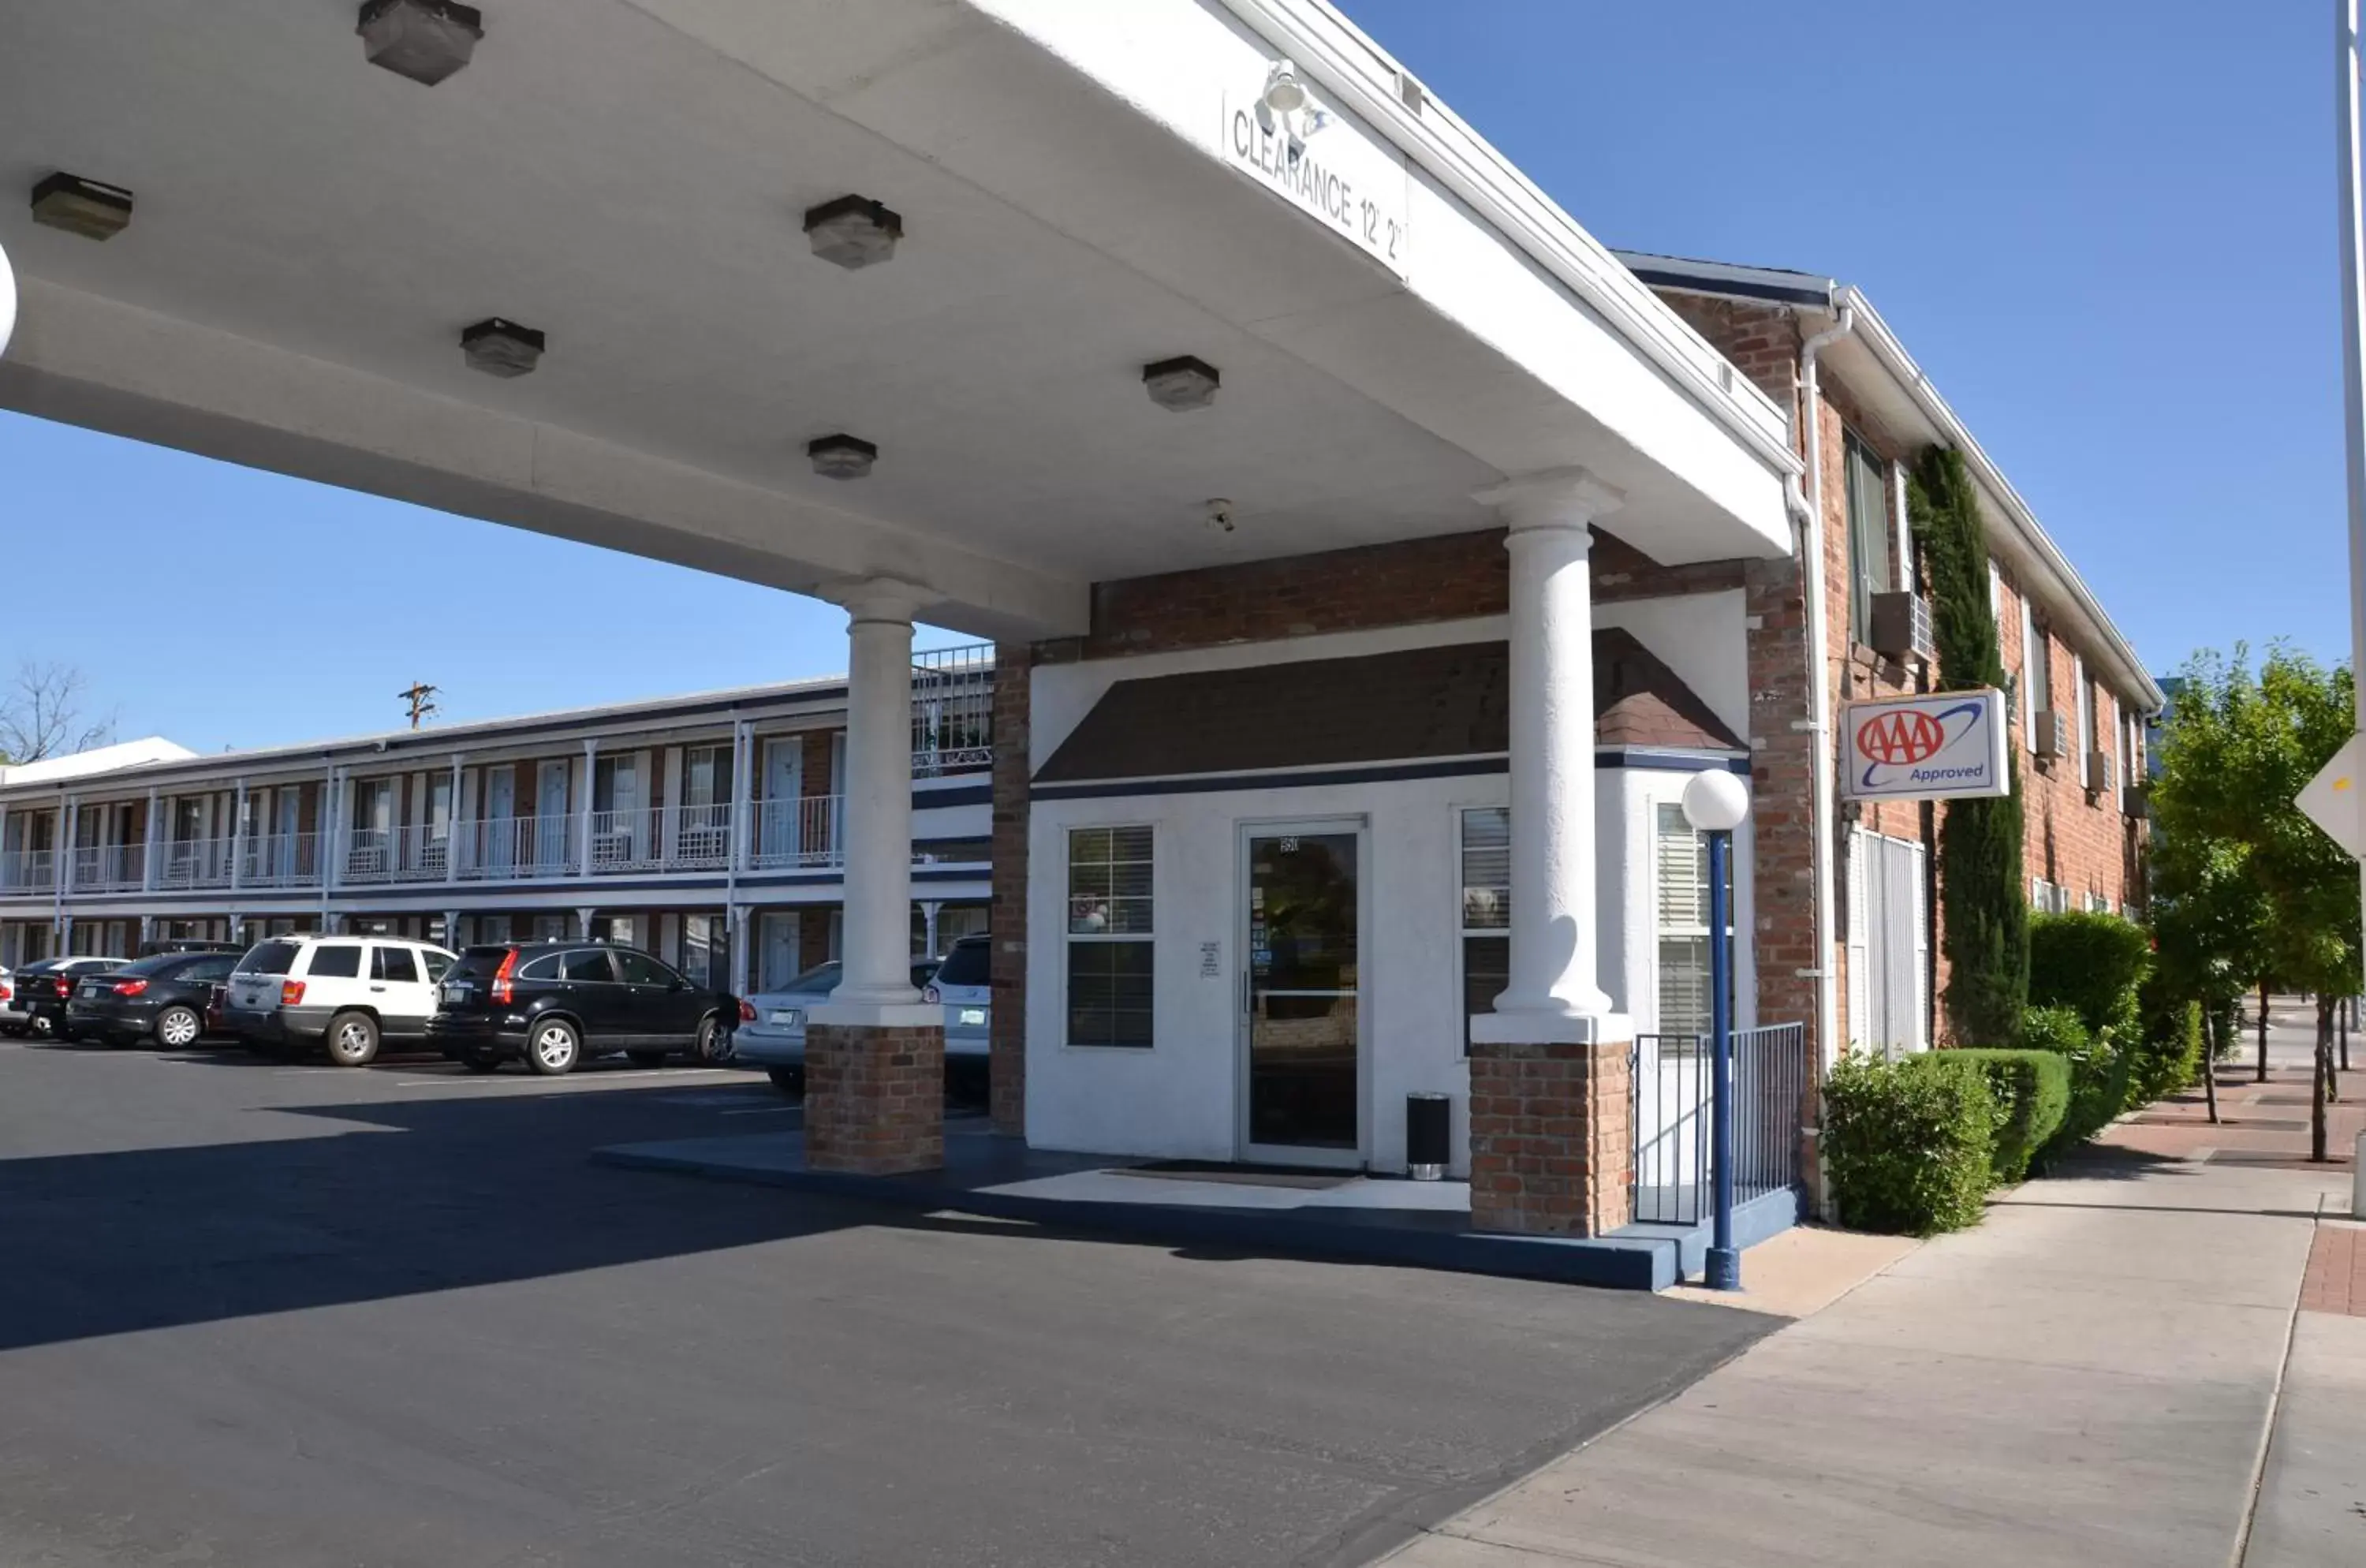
[
  {"xmin": 1618, "ymin": 250, "xmax": 2164, "ymax": 713},
  {"xmin": 0, "ymin": 0, "xmax": 1797, "ymax": 641}
]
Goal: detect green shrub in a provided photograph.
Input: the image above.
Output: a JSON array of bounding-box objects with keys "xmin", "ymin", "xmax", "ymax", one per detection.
[
  {"xmin": 1941, "ymin": 1048, "xmax": 2072, "ymax": 1182},
  {"xmin": 2130, "ymin": 969, "xmax": 2204, "ymax": 1104},
  {"xmin": 1823, "ymin": 1051, "xmax": 2002, "ymax": 1235},
  {"xmin": 2029, "ymin": 911, "xmax": 2152, "ymax": 1034},
  {"xmin": 2020, "ymin": 1005, "xmax": 2133, "ymax": 1153}
]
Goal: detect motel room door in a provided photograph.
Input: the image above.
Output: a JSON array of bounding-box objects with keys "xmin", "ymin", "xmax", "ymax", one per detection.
[{"xmin": 1237, "ymin": 822, "xmax": 1366, "ymax": 1167}]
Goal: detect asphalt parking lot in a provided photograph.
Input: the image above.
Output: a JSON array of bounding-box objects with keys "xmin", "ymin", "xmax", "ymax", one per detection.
[{"xmin": 0, "ymin": 1036, "xmax": 1778, "ymax": 1568}]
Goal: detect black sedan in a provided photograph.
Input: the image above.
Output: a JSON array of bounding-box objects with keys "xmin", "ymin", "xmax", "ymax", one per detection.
[
  {"xmin": 64, "ymin": 949, "xmax": 242, "ymax": 1049},
  {"xmin": 3, "ymin": 957, "xmax": 129, "ymax": 1040}
]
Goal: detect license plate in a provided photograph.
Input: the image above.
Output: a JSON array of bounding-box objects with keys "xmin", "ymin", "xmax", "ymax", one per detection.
[
  {"xmin": 767, "ymin": 1008, "xmax": 801, "ymax": 1028},
  {"xmin": 442, "ymin": 983, "xmax": 473, "ymax": 1005},
  {"xmin": 957, "ymin": 1008, "xmax": 987, "ymax": 1027},
  {"xmin": 78, "ymin": 983, "xmax": 100, "ymax": 998}
]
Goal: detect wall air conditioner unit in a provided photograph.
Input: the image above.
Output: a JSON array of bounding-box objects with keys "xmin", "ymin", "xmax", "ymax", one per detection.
[
  {"xmin": 1868, "ymin": 591, "xmax": 1936, "ymax": 663},
  {"xmin": 2085, "ymin": 752, "xmax": 2117, "ymax": 797},
  {"xmin": 2122, "ymin": 778, "xmax": 2151, "ymax": 818},
  {"xmin": 2033, "ymin": 710, "xmax": 2069, "ymax": 760}
]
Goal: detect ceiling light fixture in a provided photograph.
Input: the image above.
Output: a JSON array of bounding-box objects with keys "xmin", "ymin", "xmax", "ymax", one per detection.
[
  {"xmin": 1142, "ymin": 356, "xmax": 1221, "ymax": 413},
  {"xmin": 1204, "ymin": 498, "xmax": 1236, "ymax": 534},
  {"xmin": 357, "ymin": 0, "xmax": 484, "ymax": 87},
  {"xmin": 30, "ymin": 173, "xmax": 132, "ymax": 241},
  {"xmin": 460, "ymin": 316, "xmax": 543, "ymax": 378},
  {"xmin": 808, "ymin": 433, "xmax": 878, "ymax": 480},
  {"xmin": 802, "ymin": 196, "xmax": 903, "ymax": 271}
]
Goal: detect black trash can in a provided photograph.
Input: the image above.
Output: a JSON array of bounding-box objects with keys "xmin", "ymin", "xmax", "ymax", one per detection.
[{"xmin": 1405, "ymin": 1092, "xmax": 1451, "ymax": 1182}]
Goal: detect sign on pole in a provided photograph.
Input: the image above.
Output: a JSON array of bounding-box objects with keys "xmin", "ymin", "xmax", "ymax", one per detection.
[
  {"xmin": 1841, "ymin": 689, "xmax": 2011, "ymax": 801},
  {"xmin": 2299, "ymin": 732, "xmax": 2366, "ymax": 858}
]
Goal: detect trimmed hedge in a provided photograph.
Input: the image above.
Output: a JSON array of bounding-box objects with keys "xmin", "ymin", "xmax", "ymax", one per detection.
[
  {"xmin": 2131, "ymin": 971, "xmax": 2205, "ymax": 1104},
  {"xmin": 2030, "ymin": 911, "xmax": 2151, "ymax": 1035},
  {"xmin": 1942, "ymin": 1048, "xmax": 2073, "ymax": 1182},
  {"xmin": 2020, "ymin": 1004, "xmax": 2133, "ymax": 1152},
  {"xmin": 1823, "ymin": 1051, "xmax": 2002, "ymax": 1235}
]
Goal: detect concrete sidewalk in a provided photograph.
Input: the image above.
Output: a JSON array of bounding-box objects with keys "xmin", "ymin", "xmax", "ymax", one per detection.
[{"xmin": 1374, "ymin": 1002, "xmax": 2362, "ymax": 1568}]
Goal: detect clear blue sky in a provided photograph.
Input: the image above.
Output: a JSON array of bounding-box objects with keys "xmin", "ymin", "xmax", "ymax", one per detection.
[{"xmin": 0, "ymin": 0, "xmax": 2338, "ymax": 752}]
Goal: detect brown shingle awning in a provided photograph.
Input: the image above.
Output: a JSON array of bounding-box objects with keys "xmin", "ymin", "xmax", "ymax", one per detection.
[{"xmin": 1034, "ymin": 633, "xmax": 1740, "ymax": 786}]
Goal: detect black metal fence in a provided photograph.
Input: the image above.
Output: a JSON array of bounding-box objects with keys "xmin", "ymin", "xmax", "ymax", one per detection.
[{"xmin": 1629, "ymin": 1023, "xmax": 1808, "ymax": 1226}]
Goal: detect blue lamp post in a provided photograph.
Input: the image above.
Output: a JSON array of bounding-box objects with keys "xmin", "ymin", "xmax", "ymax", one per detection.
[{"xmin": 1681, "ymin": 767, "xmax": 1751, "ymax": 1292}]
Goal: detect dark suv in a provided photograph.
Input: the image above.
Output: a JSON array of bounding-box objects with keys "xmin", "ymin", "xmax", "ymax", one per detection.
[
  {"xmin": 65, "ymin": 949, "xmax": 241, "ymax": 1049},
  {"xmin": 427, "ymin": 942, "xmax": 744, "ymax": 1076}
]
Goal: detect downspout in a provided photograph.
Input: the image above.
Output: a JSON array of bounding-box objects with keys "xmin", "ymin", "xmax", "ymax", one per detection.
[{"xmin": 1797, "ymin": 306, "xmax": 1857, "ymax": 1074}]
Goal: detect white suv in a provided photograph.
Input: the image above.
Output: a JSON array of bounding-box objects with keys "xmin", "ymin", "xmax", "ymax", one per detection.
[{"xmin": 225, "ymin": 935, "xmax": 456, "ymax": 1066}]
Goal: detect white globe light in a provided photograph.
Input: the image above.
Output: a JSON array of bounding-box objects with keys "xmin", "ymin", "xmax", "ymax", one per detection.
[
  {"xmin": 0, "ymin": 237, "xmax": 16, "ymax": 360},
  {"xmin": 1681, "ymin": 767, "xmax": 1751, "ymax": 834}
]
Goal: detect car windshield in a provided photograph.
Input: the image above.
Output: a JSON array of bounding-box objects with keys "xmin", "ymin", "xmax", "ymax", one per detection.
[
  {"xmin": 779, "ymin": 961, "xmax": 842, "ymax": 995},
  {"xmin": 932, "ymin": 939, "xmax": 990, "ymax": 987},
  {"xmin": 234, "ymin": 942, "xmax": 303, "ymax": 976}
]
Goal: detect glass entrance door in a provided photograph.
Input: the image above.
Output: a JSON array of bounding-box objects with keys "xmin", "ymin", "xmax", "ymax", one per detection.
[{"xmin": 1241, "ymin": 824, "xmax": 1363, "ymax": 1163}]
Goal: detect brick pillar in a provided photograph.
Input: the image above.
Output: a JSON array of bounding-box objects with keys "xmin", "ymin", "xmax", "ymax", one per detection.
[
  {"xmin": 987, "ymin": 641, "xmax": 1032, "ymax": 1138},
  {"xmin": 1467, "ymin": 1037, "xmax": 1633, "ymax": 1237},
  {"xmin": 804, "ymin": 1021, "xmax": 946, "ymax": 1174}
]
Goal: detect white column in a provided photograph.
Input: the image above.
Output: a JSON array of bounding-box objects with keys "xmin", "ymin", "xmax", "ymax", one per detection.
[
  {"xmin": 230, "ymin": 778, "xmax": 248, "ymax": 890},
  {"xmin": 143, "ymin": 788, "xmax": 161, "ymax": 891},
  {"xmin": 577, "ymin": 738, "xmax": 598, "ymax": 879},
  {"xmin": 1471, "ymin": 469, "xmax": 1625, "ymax": 1042},
  {"xmin": 815, "ymin": 578, "xmax": 933, "ymax": 1018},
  {"xmin": 577, "ymin": 905, "xmax": 596, "ymax": 939}
]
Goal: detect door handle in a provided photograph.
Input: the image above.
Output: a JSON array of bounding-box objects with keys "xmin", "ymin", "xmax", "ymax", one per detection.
[{"xmin": 369, "ymin": 985, "xmax": 386, "ymax": 992}]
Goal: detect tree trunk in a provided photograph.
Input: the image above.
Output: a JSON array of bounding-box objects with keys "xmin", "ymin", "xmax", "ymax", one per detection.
[
  {"xmin": 2202, "ymin": 1005, "xmax": 2222, "ymax": 1126},
  {"xmin": 2313, "ymin": 995, "xmax": 2333, "ymax": 1163},
  {"xmin": 2258, "ymin": 982, "xmax": 2271, "ymax": 1082},
  {"xmin": 2342, "ymin": 996, "xmax": 2352, "ymax": 1073}
]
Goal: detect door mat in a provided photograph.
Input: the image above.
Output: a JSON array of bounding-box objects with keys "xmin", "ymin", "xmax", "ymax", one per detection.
[{"xmin": 1118, "ymin": 1160, "xmax": 1358, "ymax": 1190}]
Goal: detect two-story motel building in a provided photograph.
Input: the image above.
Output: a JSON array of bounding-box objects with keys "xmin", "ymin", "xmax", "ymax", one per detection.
[{"xmin": 0, "ymin": 0, "xmax": 2152, "ymax": 1237}]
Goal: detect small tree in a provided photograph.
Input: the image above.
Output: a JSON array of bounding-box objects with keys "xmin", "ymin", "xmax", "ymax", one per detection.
[
  {"xmin": 1909, "ymin": 446, "xmax": 2028, "ymax": 1044},
  {"xmin": 0, "ymin": 660, "xmax": 114, "ymax": 765}
]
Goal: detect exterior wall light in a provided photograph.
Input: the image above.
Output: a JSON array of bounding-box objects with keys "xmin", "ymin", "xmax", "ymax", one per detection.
[
  {"xmin": 1262, "ymin": 60, "xmax": 1309, "ymax": 116},
  {"xmin": 808, "ymin": 433, "xmax": 879, "ymax": 480},
  {"xmin": 1142, "ymin": 356, "xmax": 1221, "ymax": 412},
  {"xmin": 460, "ymin": 316, "xmax": 544, "ymax": 378},
  {"xmin": 30, "ymin": 173, "xmax": 133, "ymax": 241},
  {"xmin": 802, "ymin": 196, "xmax": 903, "ymax": 271},
  {"xmin": 357, "ymin": 0, "xmax": 485, "ymax": 87}
]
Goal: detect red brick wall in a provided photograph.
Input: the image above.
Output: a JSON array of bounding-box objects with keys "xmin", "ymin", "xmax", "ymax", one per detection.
[
  {"xmin": 1466, "ymin": 1039, "xmax": 1633, "ymax": 1237},
  {"xmin": 989, "ymin": 641, "xmax": 1032, "ymax": 1138},
  {"xmin": 804, "ymin": 1021, "xmax": 945, "ymax": 1174},
  {"xmin": 1998, "ymin": 575, "xmax": 2144, "ymax": 912}
]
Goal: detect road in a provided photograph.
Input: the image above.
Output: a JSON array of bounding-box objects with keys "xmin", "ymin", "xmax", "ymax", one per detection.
[{"xmin": 0, "ymin": 1037, "xmax": 1774, "ymax": 1568}]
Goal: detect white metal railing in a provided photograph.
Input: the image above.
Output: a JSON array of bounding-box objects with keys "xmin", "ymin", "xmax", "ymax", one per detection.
[
  {"xmin": 243, "ymin": 831, "xmax": 322, "ymax": 889},
  {"xmin": 70, "ymin": 842, "xmax": 147, "ymax": 892},
  {"xmin": 342, "ymin": 823, "xmax": 454, "ymax": 885},
  {"xmin": 454, "ymin": 812, "xmax": 578, "ymax": 881},
  {"xmin": 1, "ymin": 846, "xmax": 57, "ymax": 892},
  {"xmin": 157, "ymin": 835, "xmax": 237, "ymax": 890},
  {"xmin": 912, "ymin": 644, "xmax": 994, "ymax": 777},
  {"xmin": 751, "ymin": 794, "xmax": 843, "ymax": 868},
  {"xmin": 585, "ymin": 804, "xmax": 736, "ymax": 875}
]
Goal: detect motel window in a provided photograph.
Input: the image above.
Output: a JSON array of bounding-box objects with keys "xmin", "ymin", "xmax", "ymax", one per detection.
[
  {"xmin": 1843, "ymin": 429, "xmax": 1891, "ymax": 643},
  {"xmin": 2073, "ymin": 655, "xmax": 2092, "ymax": 778},
  {"xmin": 1067, "ymin": 827, "xmax": 1153, "ymax": 1048},
  {"xmin": 1656, "ymin": 804, "xmax": 1735, "ymax": 1038},
  {"xmin": 2025, "ymin": 615, "xmax": 2054, "ymax": 741},
  {"xmin": 1457, "ymin": 808, "xmax": 1510, "ymax": 1049}
]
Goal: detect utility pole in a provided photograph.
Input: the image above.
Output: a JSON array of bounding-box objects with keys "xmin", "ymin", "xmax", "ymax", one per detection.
[
  {"xmin": 2339, "ymin": 1, "xmax": 2366, "ymax": 948},
  {"xmin": 398, "ymin": 681, "xmax": 439, "ymax": 730}
]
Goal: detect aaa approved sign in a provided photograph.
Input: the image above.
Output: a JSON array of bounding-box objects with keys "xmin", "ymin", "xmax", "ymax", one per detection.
[{"xmin": 1842, "ymin": 689, "xmax": 2011, "ymax": 801}]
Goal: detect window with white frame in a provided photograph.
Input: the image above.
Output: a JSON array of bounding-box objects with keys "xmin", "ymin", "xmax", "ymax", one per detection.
[
  {"xmin": 2032, "ymin": 877, "xmax": 2053, "ymax": 913},
  {"xmin": 2022, "ymin": 603, "xmax": 2049, "ymax": 750},
  {"xmin": 1843, "ymin": 430, "xmax": 1891, "ymax": 642},
  {"xmin": 1066, "ymin": 826, "xmax": 1153, "ymax": 1048},
  {"xmin": 1457, "ymin": 808, "xmax": 1510, "ymax": 1048},
  {"xmin": 1656, "ymin": 803, "xmax": 1734, "ymax": 1037},
  {"xmin": 2073, "ymin": 655, "xmax": 2092, "ymax": 780}
]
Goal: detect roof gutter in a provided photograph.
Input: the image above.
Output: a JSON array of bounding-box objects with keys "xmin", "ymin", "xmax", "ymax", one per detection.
[
  {"xmin": 1211, "ymin": 0, "xmax": 1802, "ymax": 482},
  {"xmin": 1837, "ymin": 286, "xmax": 2164, "ymax": 713}
]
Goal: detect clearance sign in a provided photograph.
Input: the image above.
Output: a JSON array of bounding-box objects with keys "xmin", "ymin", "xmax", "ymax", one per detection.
[{"xmin": 1842, "ymin": 689, "xmax": 2011, "ymax": 801}]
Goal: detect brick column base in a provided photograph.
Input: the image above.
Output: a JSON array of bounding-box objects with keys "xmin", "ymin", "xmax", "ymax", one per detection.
[
  {"xmin": 804, "ymin": 1022, "xmax": 945, "ymax": 1174},
  {"xmin": 1467, "ymin": 1037, "xmax": 1633, "ymax": 1237}
]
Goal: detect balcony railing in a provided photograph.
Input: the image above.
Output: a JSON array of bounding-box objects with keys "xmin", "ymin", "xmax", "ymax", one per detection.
[
  {"xmin": 243, "ymin": 831, "xmax": 323, "ymax": 889},
  {"xmin": 453, "ymin": 813, "xmax": 578, "ymax": 881},
  {"xmin": 912, "ymin": 644, "xmax": 994, "ymax": 778},
  {"xmin": 157, "ymin": 836, "xmax": 237, "ymax": 891},
  {"xmin": 1, "ymin": 846, "xmax": 57, "ymax": 893},
  {"xmin": 70, "ymin": 843, "xmax": 147, "ymax": 893},
  {"xmin": 341, "ymin": 823, "xmax": 454, "ymax": 885},
  {"xmin": 751, "ymin": 794, "xmax": 843, "ymax": 869},
  {"xmin": 584, "ymin": 805, "xmax": 734, "ymax": 875},
  {"xmin": 1630, "ymin": 1023, "xmax": 1808, "ymax": 1226}
]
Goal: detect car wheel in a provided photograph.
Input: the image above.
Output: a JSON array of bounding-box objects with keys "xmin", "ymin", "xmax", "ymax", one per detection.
[
  {"xmin": 459, "ymin": 1046, "xmax": 502, "ymax": 1074},
  {"xmin": 155, "ymin": 1006, "xmax": 203, "ymax": 1050},
  {"xmin": 324, "ymin": 1011, "xmax": 381, "ymax": 1067},
  {"xmin": 693, "ymin": 1015, "xmax": 732, "ymax": 1065},
  {"xmin": 526, "ymin": 1018, "xmax": 580, "ymax": 1077},
  {"xmin": 767, "ymin": 1066, "xmax": 804, "ymax": 1098}
]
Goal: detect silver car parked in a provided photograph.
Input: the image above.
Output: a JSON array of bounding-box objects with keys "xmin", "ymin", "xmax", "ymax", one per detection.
[{"xmin": 734, "ymin": 957, "xmax": 940, "ymax": 1095}]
